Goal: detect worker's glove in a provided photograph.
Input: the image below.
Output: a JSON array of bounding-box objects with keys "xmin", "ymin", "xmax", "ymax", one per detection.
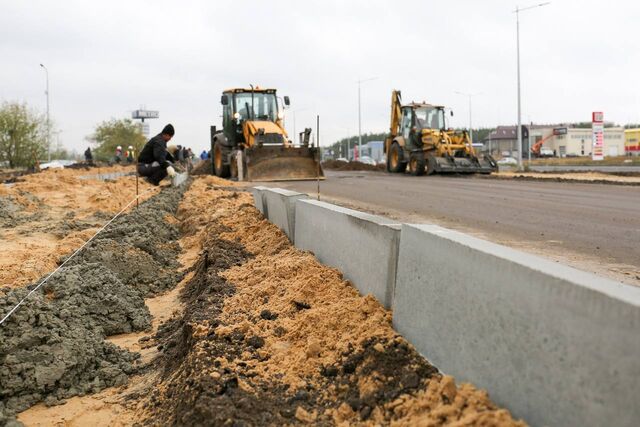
[{"xmin": 166, "ymin": 165, "xmax": 177, "ymax": 178}]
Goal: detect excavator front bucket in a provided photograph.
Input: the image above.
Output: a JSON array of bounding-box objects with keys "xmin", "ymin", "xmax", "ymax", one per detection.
[
  {"xmin": 244, "ymin": 145, "xmax": 325, "ymax": 182},
  {"xmin": 429, "ymin": 154, "xmax": 497, "ymax": 174}
]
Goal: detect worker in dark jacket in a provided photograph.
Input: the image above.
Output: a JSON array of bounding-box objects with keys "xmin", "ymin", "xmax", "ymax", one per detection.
[{"xmin": 137, "ymin": 124, "xmax": 177, "ymax": 185}]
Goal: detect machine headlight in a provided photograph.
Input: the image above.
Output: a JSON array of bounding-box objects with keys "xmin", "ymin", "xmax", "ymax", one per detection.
[
  {"xmin": 233, "ymin": 112, "xmax": 240, "ymax": 120},
  {"xmin": 277, "ymin": 111, "xmax": 284, "ymax": 120}
]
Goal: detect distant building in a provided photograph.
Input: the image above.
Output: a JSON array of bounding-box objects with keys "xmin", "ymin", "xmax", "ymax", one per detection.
[
  {"xmin": 483, "ymin": 126, "xmax": 532, "ymax": 156},
  {"xmin": 347, "ymin": 141, "xmax": 385, "ymax": 162},
  {"xmin": 360, "ymin": 141, "xmax": 384, "ymax": 163},
  {"xmin": 547, "ymin": 127, "xmax": 624, "ymax": 157},
  {"xmin": 625, "ymin": 129, "xmax": 640, "ymax": 156},
  {"xmin": 483, "ymin": 125, "xmax": 625, "ymax": 158}
]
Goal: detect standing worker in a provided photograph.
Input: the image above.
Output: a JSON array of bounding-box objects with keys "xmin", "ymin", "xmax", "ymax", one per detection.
[
  {"xmin": 126, "ymin": 145, "xmax": 135, "ymax": 163},
  {"xmin": 137, "ymin": 124, "xmax": 177, "ymax": 186},
  {"xmin": 84, "ymin": 147, "xmax": 93, "ymax": 165}
]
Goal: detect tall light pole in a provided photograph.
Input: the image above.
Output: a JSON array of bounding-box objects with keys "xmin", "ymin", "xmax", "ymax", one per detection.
[
  {"xmin": 514, "ymin": 2, "xmax": 550, "ymax": 169},
  {"xmin": 39, "ymin": 63, "xmax": 50, "ymax": 162},
  {"xmin": 357, "ymin": 77, "xmax": 378, "ymax": 160},
  {"xmin": 455, "ymin": 91, "xmax": 481, "ymax": 144}
]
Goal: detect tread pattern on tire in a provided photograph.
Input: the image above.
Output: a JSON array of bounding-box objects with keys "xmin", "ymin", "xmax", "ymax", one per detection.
[
  {"xmin": 214, "ymin": 141, "xmax": 231, "ymax": 178},
  {"xmin": 388, "ymin": 142, "xmax": 407, "ymax": 173}
]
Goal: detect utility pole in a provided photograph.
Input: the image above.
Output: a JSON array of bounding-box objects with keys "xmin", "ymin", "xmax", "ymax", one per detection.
[
  {"xmin": 357, "ymin": 77, "xmax": 378, "ymax": 160},
  {"xmin": 455, "ymin": 91, "xmax": 481, "ymax": 144},
  {"xmin": 40, "ymin": 63, "xmax": 50, "ymax": 162},
  {"xmin": 514, "ymin": 2, "xmax": 550, "ymax": 170}
]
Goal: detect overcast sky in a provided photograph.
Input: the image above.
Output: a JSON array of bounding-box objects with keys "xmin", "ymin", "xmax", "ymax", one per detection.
[{"xmin": 1, "ymin": 0, "xmax": 638, "ymax": 154}]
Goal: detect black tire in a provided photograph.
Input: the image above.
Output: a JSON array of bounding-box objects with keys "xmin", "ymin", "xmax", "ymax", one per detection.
[
  {"xmin": 425, "ymin": 153, "xmax": 437, "ymax": 176},
  {"xmin": 213, "ymin": 141, "xmax": 230, "ymax": 178},
  {"xmin": 409, "ymin": 152, "xmax": 426, "ymax": 176},
  {"xmin": 387, "ymin": 142, "xmax": 407, "ymax": 173}
]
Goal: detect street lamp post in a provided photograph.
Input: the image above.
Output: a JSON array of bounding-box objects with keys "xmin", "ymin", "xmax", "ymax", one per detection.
[
  {"xmin": 357, "ymin": 77, "xmax": 378, "ymax": 160},
  {"xmin": 455, "ymin": 91, "xmax": 481, "ymax": 144},
  {"xmin": 514, "ymin": 2, "xmax": 550, "ymax": 170},
  {"xmin": 39, "ymin": 63, "xmax": 50, "ymax": 162}
]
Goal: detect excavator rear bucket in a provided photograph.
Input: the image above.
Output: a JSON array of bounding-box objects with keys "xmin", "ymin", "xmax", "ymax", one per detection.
[
  {"xmin": 244, "ymin": 145, "xmax": 325, "ymax": 182},
  {"xmin": 429, "ymin": 154, "xmax": 497, "ymax": 174}
]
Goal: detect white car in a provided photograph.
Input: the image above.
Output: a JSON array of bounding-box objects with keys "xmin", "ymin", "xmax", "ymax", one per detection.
[
  {"xmin": 358, "ymin": 156, "xmax": 377, "ymax": 166},
  {"xmin": 497, "ymin": 157, "xmax": 517, "ymax": 166},
  {"xmin": 336, "ymin": 157, "xmax": 348, "ymax": 163}
]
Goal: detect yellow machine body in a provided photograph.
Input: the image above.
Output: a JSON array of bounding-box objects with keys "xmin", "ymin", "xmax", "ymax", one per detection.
[
  {"xmin": 210, "ymin": 87, "xmax": 324, "ymax": 182},
  {"xmin": 384, "ymin": 90, "xmax": 497, "ymax": 175}
]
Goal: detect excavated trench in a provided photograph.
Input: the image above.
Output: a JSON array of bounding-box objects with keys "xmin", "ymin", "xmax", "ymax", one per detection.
[
  {"xmin": 138, "ymin": 177, "xmax": 524, "ymax": 426},
  {"xmin": 0, "ymin": 185, "xmax": 185, "ymax": 425},
  {"xmin": 2, "ymin": 176, "xmax": 524, "ymax": 426}
]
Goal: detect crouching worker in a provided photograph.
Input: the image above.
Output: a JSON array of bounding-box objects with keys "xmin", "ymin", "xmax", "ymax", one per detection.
[{"xmin": 137, "ymin": 124, "xmax": 177, "ymax": 186}]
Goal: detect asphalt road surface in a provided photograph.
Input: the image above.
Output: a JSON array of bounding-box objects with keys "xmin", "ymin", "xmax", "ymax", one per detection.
[{"xmin": 268, "ymin": 170, "xmax": 640, "ymax": 285}]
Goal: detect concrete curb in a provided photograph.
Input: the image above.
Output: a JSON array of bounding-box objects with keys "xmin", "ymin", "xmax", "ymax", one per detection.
[
  {"xmin": 251, "ymin": 186, "xmax": 269, "ymax": 216},
  {"xmin": 392, "ymin": 224, "xmax": 640, "ymax": 427},
  {"xmin": 250, "ymin": 189, "xmax": 640, "ymax": 426},
  {"xmin": 262, "ymin": 188, "xmax": 308, "ymax": 241},
  {"xmin": 294, "ymin": 199, "xmax": 401, "ymax": 309}
]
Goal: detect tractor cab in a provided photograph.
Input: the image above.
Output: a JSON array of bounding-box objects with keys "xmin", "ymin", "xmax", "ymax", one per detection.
[
  {"xmin": 220, "ymin": 88, "xmax": 289, "ymax": 145},
  {"xmin": 400, "ymin": 103, "xmax": 446, "ymax": 149},
  {"xmin": 211, "ymin": 87, "xmax": 322, "ymax": 181}
]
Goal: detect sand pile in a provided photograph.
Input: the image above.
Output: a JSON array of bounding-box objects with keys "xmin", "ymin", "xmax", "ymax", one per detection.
[
  {"xmin": 141, "ymin": 177, "xmax": 524, "ymax": 426},
  {"xmin": 0, "ymin": 166, "xmax": 160, "ymax": 288},
  {"xmin": 0, "ymin": 185, "xmax": 185, "ymax": 424}
]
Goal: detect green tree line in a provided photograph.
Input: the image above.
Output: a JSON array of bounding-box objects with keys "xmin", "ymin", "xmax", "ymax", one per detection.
[
  {"xmin": 86, "ymin": 118, "xmax": 146, "ymax": 161},
  {"xmin": 0, "ymin": 102, "xmax": 47, "ymax": 168}
]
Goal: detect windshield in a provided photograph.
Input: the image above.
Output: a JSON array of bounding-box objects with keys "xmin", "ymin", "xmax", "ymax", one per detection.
[
  {"xmin": 415, "ymin": 107, "xmax": 445, "ymax": 130},
  {"xmin": 234, "ymin": 92, "xmax": 278, "ymax": 121}
]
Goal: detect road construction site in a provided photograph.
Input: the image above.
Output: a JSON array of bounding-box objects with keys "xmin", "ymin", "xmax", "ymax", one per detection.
[
  {"xmin": 1, "ymin": 168, "xmax": 529, "ymax": 426},
  {"xmin": 1, "ymin": 161, "xmax": 639, "ymax": 426}
]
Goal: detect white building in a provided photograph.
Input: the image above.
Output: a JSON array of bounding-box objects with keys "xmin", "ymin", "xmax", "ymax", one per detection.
[{"xmin": 542, "ymin": 127, "xmax": 625, "ymax": 157}]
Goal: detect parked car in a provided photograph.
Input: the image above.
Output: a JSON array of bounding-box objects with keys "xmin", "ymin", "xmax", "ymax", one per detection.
[
  {"xmin": 497, "ymin": 157, "xmax": 517, "ymax": 166},
  {"xmin": 358, "ymin": 156, "xmax": 376, "ymax": 166}
]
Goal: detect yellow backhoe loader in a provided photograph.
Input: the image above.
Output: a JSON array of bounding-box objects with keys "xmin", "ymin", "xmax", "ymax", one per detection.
[
  {"xmin": 385, "ymin": 90, "xmax": 497, "ymax": 175},
  {"xmin": 210, "ymin": 87, "xmax": 323, "ymax": 181}
]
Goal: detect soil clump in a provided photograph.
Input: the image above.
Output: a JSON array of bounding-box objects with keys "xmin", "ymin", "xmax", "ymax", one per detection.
[
  {"xmin": 0, "ymin": 166, "xmax": 161, "ymax": 289},
  {"xmin": 0, "ymin": 185, "xmax": 186, "ymax": 424}
]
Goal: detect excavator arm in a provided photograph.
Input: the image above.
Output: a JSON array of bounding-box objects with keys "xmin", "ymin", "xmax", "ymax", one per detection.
[
  {"xmin": 531, "ymin": 133, "xmax": 553, "ymax": 155},
  {"xmin": 385, "ymin": 90, "xmax": 402, "ymax": 155},
  {"xmin": 389, "ymin": 90, "xmax": 402, "ymax": 138}
]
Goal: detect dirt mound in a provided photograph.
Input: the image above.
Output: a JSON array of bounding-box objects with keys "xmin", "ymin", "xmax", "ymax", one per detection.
[
  {"xmin": 489, "ymin": 171, "xmax": 640, "ymax": 186},
  {"xmin": 323, "ymin": 159, "xmax": 385, "ymax": 172},
  {"xmin": 191, "ymin": 159, "xmax": 212, "ymax": 176},
  {"xmin": 0, "ymin": 166, "xmax": 161, "ymax": 289},
  {"xmin": 0, "ymin": 264, "xmax": 144, "ymax": 419},
  {"xmin": 0, "ymin": 185, "xmax": 186, "ymax": 423},
  {"xmin": 140, "ymin": 178, "xmax": 524, "ymax": 426}
]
